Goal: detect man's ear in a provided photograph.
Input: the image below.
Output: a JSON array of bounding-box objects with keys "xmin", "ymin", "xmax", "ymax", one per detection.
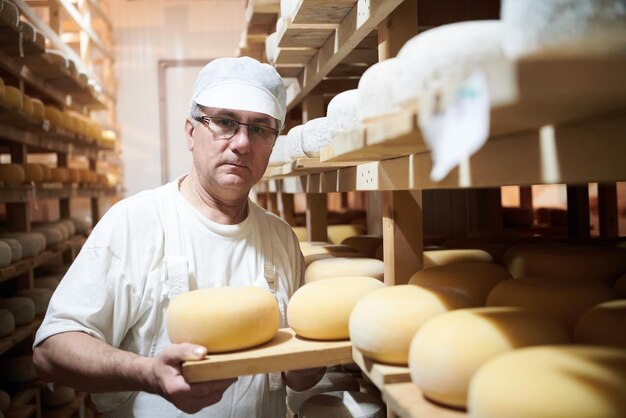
[{"xmin": 184, "ymin": 119, "xmax": 195, "ymax": 151}]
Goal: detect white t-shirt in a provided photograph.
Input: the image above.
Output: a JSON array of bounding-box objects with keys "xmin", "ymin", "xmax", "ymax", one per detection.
[{"xmin": 34, "ymin": 178, "xmax": 304, "ymax": 417}]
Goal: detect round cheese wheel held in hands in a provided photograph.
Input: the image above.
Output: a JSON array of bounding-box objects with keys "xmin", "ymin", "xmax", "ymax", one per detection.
[
  {"xmin": 166, "ymin": 287, "xmax": 280, "ymax": 353},
  {"xmin": 288, "ymin": 276, "xmax": 385, "ymax": 340},
  {"xmin": 574, "ymin": 299, "xmax": 626, "ymax": 348},
  {"xmin": 349, "ymin": 285, "xmax": 475, "ymax": 365}
]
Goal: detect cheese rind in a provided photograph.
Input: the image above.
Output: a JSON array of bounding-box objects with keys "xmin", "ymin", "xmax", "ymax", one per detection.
[
  {"xmin": 574, "ymin": 300, "xmax": 626, "ymax": 348},
  {"xmin": 301, "ymin": 117, "xmax": 331, "ymax": 158},
  {"xmin": 0, "ymin": 241, "xmax": 11, "ymax": 267},
  {"xmin": 305, "ymin": 257, "xmax": 384, "ymax": 283},
  {"xmin": 341, "ymin": 235, "xmax": 383, "ymax": 258},
  {"xmin": 0, "ymin": 309, "xmax": 15, "ymax": 338},
  {"xmin": 358, "ymin": 58, "xmax": 402, "ymax": 121},
  {"xmin": 0, "ymin": 164, "xmax": 26, "ymax": 184}
]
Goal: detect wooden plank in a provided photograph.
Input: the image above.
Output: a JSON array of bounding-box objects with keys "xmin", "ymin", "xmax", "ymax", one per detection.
[
  {"xmin": 292, "ymin": 0, "xmax": 358, "ymax": 24},
  {"xmin": 182, "ymin": 328, "xmax": 352, "ymax": 383},
  {"xmin": 598, "ymin": 183, "xmax": 618, "ymax": 239},
  {"xmin": 276, "ymin": 66, "xmax": 303, "ymax": 78},
  {"xmin": 383, "ymin": 382, "xmax": 466, "ymax": 418},
  {"xmin": 0, "ymin": 320, "xmax": 43, "ymax": 356},
  {"xmin": 352, "ymin": 347, "xmax": 411, "ymax": 391},
  {"xmin": 278, "ymin": 22, "xmax": 336, "ymax": 48},
  {"xmin": 377, "ymin": 0, "xmax": 417, "ymax": 60},
  {"xmin": 274, "ymin": 47, "xmax": 317, "ymax": 65}
]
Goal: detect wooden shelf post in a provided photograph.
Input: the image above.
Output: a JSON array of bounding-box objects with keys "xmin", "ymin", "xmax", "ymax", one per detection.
[
  {"xmin": 306, "ymin": 193, "xmax": 328, "ymax": 242},
  {"xmin": 567, "ymin": 185, "xmax": 591, "ymax": 239},
  {"xmin": 598, "ymin": 183, "xmax": 618, "ymax": 239}
]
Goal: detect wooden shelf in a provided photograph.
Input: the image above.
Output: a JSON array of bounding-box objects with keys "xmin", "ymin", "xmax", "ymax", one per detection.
[
  {"xmin": 291, "ymin": 0, "xmax": 358, "ymax": 24},
  {"xmin": 42, "ymin": 391, "xmax": 87, "ymax": 418},
  {"xmin": 264, "ymin": 157, "xmax": 359, "ymax": 178},
  {"xmin": 277, "ymin": 19, "xmax": 336, "ymax": 48},
  {"xmin": 383, "ymin": 382, "xmax": 466, "ymax": 418},
  {"xmin": 351, "ymin": 347, "xmax": 410, "ymax": 391},
  {"xmin": 0, "ymin": 319, "xmax": 43, "ymax": 356}
]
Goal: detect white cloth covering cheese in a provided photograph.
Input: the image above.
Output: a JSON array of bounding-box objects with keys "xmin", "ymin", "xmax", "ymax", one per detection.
[
  {"xmin": 327, "ymin": 90, "xmax": 361, "ymax": 137},
  {"xmin": 34, "ymin": 177, "xmax": 304, "ymax": 418},
  {"xmin": 358, "ymin": 58, "xmax": 403, "ymax": 121},
  {"xmin": 301, "ymin": 117, "xmax": 331, "ymax": 158}
]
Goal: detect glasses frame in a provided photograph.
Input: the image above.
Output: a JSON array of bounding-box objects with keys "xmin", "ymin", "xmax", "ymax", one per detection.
[{"xmin": 193, "ymin": 115, "xmax": 280, "ymax": 144}]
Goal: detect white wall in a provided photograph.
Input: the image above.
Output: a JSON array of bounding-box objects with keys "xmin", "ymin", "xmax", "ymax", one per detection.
[{"xmin": 111, "ymin": 0, "xmax": 246, "ymax": 196}]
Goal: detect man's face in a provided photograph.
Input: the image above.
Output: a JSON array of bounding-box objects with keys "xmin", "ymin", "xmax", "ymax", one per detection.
[{"xmin": 185, "ymin": 106, "xmax": 277, "ymax": 200}]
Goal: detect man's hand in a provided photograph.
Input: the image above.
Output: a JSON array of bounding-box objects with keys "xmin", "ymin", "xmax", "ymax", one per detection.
[
  {"xmin": 282, "ymin": 367, "xmax": 326, "ymax": 392},
  {"xmin": 151, "ymin": 343, "xmax": 237, "ymax": 413}
]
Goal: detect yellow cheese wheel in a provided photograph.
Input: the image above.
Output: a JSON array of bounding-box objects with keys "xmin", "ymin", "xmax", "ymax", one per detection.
[
  {"xmin": 442, "ymin": 239, "xmax": 512, "ymax": 263},
  {"xmin": 50, "ymin": 167, "xmax": 70, "ymax": 183},
  {"xmin": 503, "ymin": 245, "xmax": 626, "ymax": 284},
  {"xmin": 409, "ymin": 262, "xmax": 511, "ymax": 305},
  {"xmin": 409, "ymin": 307, "xmax": 570, "ymax": 408},
  {"xmin": 0, "ymin": 297, "xmax": 35, "ymax": 326},
  {"xmin": 16, "ymin": 288, "xmax": 53, "ymax": 315},
  {"xmin": 341, "ymin": 236, "xmax": 383, "ymax": 258},
  {"xmin": 468, "ymin": 346, "xmax": 626, "ymax": 418},
  {"xmin": 40, "ymin": 165, "xmax": 51, "ymax": 182},
  {"xmin": 487, "ymin": 277, "xmax": 616, "ymax": 334},
  {"xmin": 42, "ymin": 385, "xmax": 75, "ymax": 407},
  {"xmin": 62, "ymin": 111, "xmax": 74, "ymax": 132},
  {"xmin": 288, "ymin": 276, "xmax": 385, "ymax": 340},
  {"xmin": 305, "ymin": 257, "xmax": 384, "ymax": 283},
  {"xmin": 614, "ymin": 273, "xmax": 626, "ymax": 298},
  {"xmin": 286, "ymin": 372, "xmax": 361, "ymax": 414},
  {"xmin": 0, "ymin": 355, "xmax": 37, "ymax": 383},
  {"xmin": 44, "ymin": 106, "xmax": 63, "ymax": 127},
  {"xmin": 0, "ymin": 163, "xmax": 25, "ymax": 184},
  {"xmin": 292, "ymin": 226, "xmax": 307, "ymax": 242},
  {"xmin": 3, "ymin": 86, "xmax": 23, "ymax": 111},
  {"xmin": 30, "ymin": 98, "xmax": 44, "ymax": 120},
  {"xmin": 424, "ymin": 249, "xmax": 493, "ymax": 268},
  {"xmin": 327, "ymin": 224, "xmax": 366, "ymax": 245},
  {"xmin": 349, "ymin": 285, "xmax": 474, "ymax": 365},
  {"xmin": 166, "ymin": 287, "xmax": 279, "ymax": 353},
  {"xmin": 574, "ymin": 300, "xmax": 626, "ymax": 348},
  {"xmin": 21, "ymin": 163, "xmax": 44, "ymax": 183},
  {"xmin": 301, "ymin": 243, "xmax": 362, "ymax": 267},
  {"xmin": 0, "ymin": 309, "xmax": 15, "ymax": 339},
  {"xmin": 22, "ymin": 95, "xmax": 33, "ymax": 116}
]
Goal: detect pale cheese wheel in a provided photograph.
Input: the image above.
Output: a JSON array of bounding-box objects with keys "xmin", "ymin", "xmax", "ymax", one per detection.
[
  {"xmin": 409, "ymin": 262, "xmax": 511, "ymax": 306},
  {"xmin": 0, "ymin": 355, "xmax": 37, "ymax": 383},
  {"xmin": 409, "ymin": 307, "xmax": 570, "ymax": 408},
  {"xmin": 287, "ymin": 373, "xmax": 360, "ymax": 414},
  {"xmin": 0, "ymin": 233, "xmax": 44, "ymax": 257},
  {"xmin": 574, "ymin": 299, "xmax": 626, "ymax": 348},
  {"xmin": 501, "ymin": 0, "xmax": 626, "ymax": 58},
  {"xmin": 327, "ymin": 89, "xmax": 361, "ymax": 137},
  {"xmin": 302, "ymin": 244, "xmax": 362, "ymax": 267},
  {"xmin": 51, "ymin": 221, "xmax": 70, "ymax": 240},
  {"xmin": 286, "ymin": 125, "xmax": 306, "ymax": 161},
  {"xmin": 299, "ymin": 391, "xmax": 385, "ymax": 418},
  {"xmin": 502, "ymin": 245, "xmax": 626, "ymax": 284},
  {"xmin": 0, "ymin": 238, "xmax": 22, "ymax": 262},
  {"xmin": 615, "ymin": 273, "xmax": 626, "ymax": 298},
  {"xmin": 288, "ymin": 276, "xmax": 385, "ymax": 340},
  {"xmin": 301, "ymin": 117, "xmax": 331, "ymax": 158},
  {"xmin": 3, "ymin": 86, "xmax": 23, "ymax": 111},
  {"xmin": 166, "ymin": 287, "xmax": 279, "ymax": 353},
  {"xmin": 0, "ymin": 241, "xmax": 11, "ymax": 267},
  {"xmin": 32, "ymin": 226, "xmax": 64, "ymax": 247},
  {"xmin": 358, "ymin": 58, "xmax": 402, "ymax": 121},
  {"xmin": 0, "ymin": 389, "xmax": 9, "ymax": 413},
  {"xmin": 0, "ymin": 297, "xmax": 35, "ymax": 326},
  {"xmin": 59, "ymin": 219, "xmax": 76, "ymax": 236},
  {"xmin": 44, "ymin": 105, "xmax": 63, "ymax": 127},
  {"xmin": 349, "ymin": 285, "xmax": 475, "ymax": 365},
  {"xmin": 442, "ymin": 238, "xmax": 512, "ymax": 263},
  {"xmin": 21, "ymin": 163, "xmax": 44, "ymax": 183},
  {"xmin": 487, "ymin": 277, "xmax": 616, "ymax": 334},
  {"xmin": 0, "ymin": 163, "xmax": 25, "ymax": 184},
  {"xmin": 305, "ymin": 257, "xmax": 384, "ymax": 283},
  {"xmin": 291, "ymin": 226, "xmax": 308, "ymax": 242},
  {"xmin": 327, "ymin": 224, "xmax": 366, "ymax": 245},
  {"xmin": 0, "ymin": 309, "xmax": 15, "ymax": 338},
  {"xmin": 468, "ymin": 346, "xmax": 626, "ymax": 418},
  {"xmin": 16, "ymin": 288, "xmax": 53, "ymax": 316},
  {"xmin": 268, "ymin": 135, "xmax": 290, "ymax": 166},
  {"xmin": 423, "ymin": 249, "xmax": 494, "ymax": 269},
  {"xmin": 22, "ymin": 95, "xmax": 33, "ymax": 116},
  {"xmin": 30, "ymin": 98, "xmax": 44, "ymax": 121},
  {"xmin": 42, "ymin": 385, "xmax": 75, "ymax": 407},
  {"xmin": 341, "ymin": 235, "xmax": 383, "ymax": 258},
  {"xmin": 265, "ymin": 32, "xmax": 278, "ymax": 65},
  {"xmin": 70, "ymin": 217, "xmax": 91, "ymax": 235}
]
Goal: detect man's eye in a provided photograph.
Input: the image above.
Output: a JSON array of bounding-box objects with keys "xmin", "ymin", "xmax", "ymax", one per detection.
[
  {"xmin": 250, "ymin": 125, "xmax": 265, "ymax": 135},
  {"xmin": 217, "ymin": 118, "xmax": 236, "ymax": 128}
]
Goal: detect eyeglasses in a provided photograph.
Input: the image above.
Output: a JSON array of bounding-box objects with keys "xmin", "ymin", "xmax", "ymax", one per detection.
[{"xmin": 193, "ymin": 116, "xmax": 279, "ymax": 144}]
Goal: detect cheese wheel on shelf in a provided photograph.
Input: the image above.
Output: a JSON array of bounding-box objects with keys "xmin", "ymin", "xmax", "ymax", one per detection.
[
  {"xmin": 0, "ymin": 309, "xmax": 15, "ymax": 338},
  {"xmin": 0, "ymin": 241, "xmax": 11, "ymax": 267},
  {"xmin": 409, "ymin": 262, "xmax": 511, "ymax": 306},
  {"xmin": 30, "ymin": 98, "xmax": 44, "ymax": 120},
  {"xmin": 268, "ymin": 135, "xmax": 290, "ymax": 167},
  {"xmin": 301, "ymin": 244, "xmax": 362, "ymax": 267},
  {"xmin": 574, "ymin": 299, "xmax": 626, "ymax": 348},
  {"xmin": 0, "ymin": 238, "xmax": 21, "ymax": 262},
  {"xmin": 21, "ymin": 163, "xmax": 44, "ymax": 183},
  {"xmin": 166, "ymin": 287, "xmax": 279, "ymax": 353},
  {"xmin": 3, "ymin": 86, "xmax": 23, "ymax": 111},
  {"xmin": 50, "ymin": 167, "xmax": 70, "ymax": 183},
  {"xmin": 49, "ymin": 222, "xmax": 69, "ymax": 240},
  {"xmin": 409, "ymin": 307, "xmax": 570, "ymax": 408},
  {"xmin": 327, "ymin": 224, "xmax": 366, "ymax": 245},
  {"xmin": 41, "ymin": 385, "xmax": 75, "ymax": 407},
  {"xmin": 0, "ymin": 163, "xmax": 26, "ymax": 184},
  {"xmin": 299, "ymin": 391, "xmax": 385, "ymax": 418},
  {"xmin": 265, "ymin": 32, "xmax": 278, "ymax": 65},
  {"xmin": 0, "ymin": 233, "xmax": 44, "ymax": 257},
  {"xmin": 0, "ymin": 389, "xmax": 9, "ymax": 413},
  {"xmin": 468, "ymin": 346, "xmax": 626, "ymax": 418},
  {"xmin": 349, "ymin": 285, "xmax": 475, "ymax": 365},
  {"xmin": 286, "ymin": 125, "xmax": 306, "ymax": 161},
  {"xmin": 32, "ymin": 226, "xmax": 64, "ymax": 247},
  {"xmin": 305, "ymin": 257, "xmax": 384, "ymax": 283},
  {"xmin": 301, "ymin": 117, "xmax": 331, "ymax": 158},
  {"xmin": 327, "ymin": 89, "xmax": 361, "ymax": 137},
  {"xmin": 22, "ymin": 94, "xmax": 33, "ymax": 116},
  {"xmin": 71, "ymin": 217, "xmax": 91, "ymax": 235},
  {"xmin": 304, "ymin": 252, "xmax": 363, "ymax": 268},
  {"xmin": 287, "ymin": 373, "xmax": 360, "ymax": 415},
  {"xmin": 358, "ymin": 57, "xmax": 402, "ymax": 121},
  {"xmin": 44, "ymin": 105, "xmax": 63, "ymax": 127},
  {"xmin": 16, "ymin": 288, "xmax": 53, "ymax": 316},
  {"xmin": 613, "ymin": 273, "xmax": 626, "ymax": 298},
  {"xmin": 423, "ymin": 249, "xmax": 494, "ymax": 268},
  {"xmin": 0, "ymin": 297, "xmax": 35, "ymax": 326},
  {"xmin": 288, "ymin": 276, "xmax": 385, "ymax": 340},
  {"xmin": 486, "ymin": 277, "xmax": 616, "ymax": 334},
  {"xmin": 39, "ymin": 164, "xmax": 51, "ymax": 182},
  {"xmin": 59, "ymin": 219, "xmax": 76, "ymax": 236},
  {"xmin": 0, "ymin": 355, "xmax": 37, "ymax": 383},
  {"xmin": 341, "ymin": 235, "xmax": 383, "ymax": 258}
]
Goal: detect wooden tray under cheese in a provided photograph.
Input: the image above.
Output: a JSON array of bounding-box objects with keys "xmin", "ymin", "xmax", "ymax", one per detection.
[{"xmin": 182, "ymin": 328, "xmax": 353, "ymax": 383}]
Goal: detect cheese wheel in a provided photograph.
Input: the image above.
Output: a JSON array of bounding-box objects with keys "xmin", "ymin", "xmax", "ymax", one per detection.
[
  {"xmin": 302, "ymin": 244, "xmax": 362, "ymax": 267},
  {"xmin": 42, "ymin": 385, "xmax": 75, "ymax": 407},
  {"xmin": 288, "ymin": 276, "xmax": 385, "ymax": 340},
  {"xmin": 32, "ymin": 226, "xmax": 64, "ymax": 247},
  {"xmin": 304, "ymin": 252, "xmax": 364, "ymax": 268},
  {"xmin": 327, "ymin": 224, "xmax": 366, "ymax": 245},
  {"xmin": 0, "ymin": 241, "xmax": 11, "ymax": 267},
  {"xmin": 0, "ymin": 238, "xmax": 22, "ymax": 262},
  {"xmin": 468, "ymin": 346, "xmax": 626, "ymax": 418},
  {"xmin": 501, "ymin": 0, "xmax": 626, "ymax": 58},
  {"xmin": 40, "ymin": 164, "xmax": 51, "ymax": 182},
  {"xmin": 0, "ymin": 297, "xmax": 35, "ymax": 326},
  {"xmin": 50, "ymin": 222, "xmax": 70, "ymax": 240},
  {"xmin": 268, "ymin": 135, "xmax": 290, "ymax": 166},
  {"xmin": 22, "ymin": 95, "xmax": 33, "ymax": 116},
  {"xmin": 68, "ymin": 168, "xmax": 81, "ymax": 184},
  {"xmin": 286, "ymin": 125, "xmax": 306, "ymax": 161},
  {"xmin": 503, "ymin": 245, "xmax": 626, "ymax": 284},
  {"xmin": 0, "ymin": 389, "xmax": 9, "ymax": 413},
  {"xmin": 487, "ymin": 277, "xmax": 616, "ymax": 334},
  {"xmin": 30, "ymin": 98, "xmax": 44, "ymax": 120},
  {"xmin": 358, "ymin": 58, "xmax": 402, "ymax": 121},
  {"xmin": 409, "ymin": 262, "xmax": 511, "ymax": 306},
  {"xmin": 301, "ymin": 117, "xmax": 331, "ymax": 158},
  {"xmin": 287, "ymin": 373, "xmax": 360, "ymax": 414},
  {"xmin": 574, "ymin": 299, "xmax": 626, "ymax": 348},
  {"xmin": 349, "ymin": 285, "xmax": 475, "ymax": 365},
  {"xmin": 71, "ymin": 217, "xmax": 91, "ymax": 235},
  {"xmin": 305, "ymin": 257, "xmax": 384, "ymax": 283},
  {"xmin": 442, "ymin": 238, "xmax": 512, "ymax": 263},
  {"xmin": 59, "ymin": 219, "xmax": 76, "ymax": 236},
  {"xmin": 299, "ymin": 391, "xmax": 385, "ymax": 418},
  {"xmin": 0, "ymin": 233, "xmax": 44, "ymax": 257},
  {"xmin": 3, "ymin": 86, "xmax": 23, "ymax": 111},
  {"xmin": 341, "ymin": 236, "xmax": 383, "ymax": 258},
  {"xmin": 0, "ymin": 163, "xmax": 26, "ymax": 184},
  {"xmin": 0, "ymin": 309, "xmax": 15, "ymax": 338},
  {"xmin": 50, "ymin": 167, "xmax": 70, "ymax": 183},
  {"xmin": 16, "ymin": 288, "xmax": 53, "ymax": 316},
  {"xmin": 614, "ymin": 273, "xmax": 626, "ymax": 298},
  {"xmin": 44, "ymin": 105, "xmax": 63, "ymax": 127},
  {"xmin": 327, "ymin": 89, "xmax": 361, "ymax": 137},
  {"xmin": 0, "ymin": 355, "xmax": 37, "ymax": 383},
  {"xmin": 166, "ymin": 287, "xmax": 279, "ymax": 353},
  {"xmin": 423, "ymin": 249, "xmax": 494, "ymax": 269},
  {"xmin": 21, "ymin": 163, "xmax": 44, "ymax": 183},
  {"xmin": 265, "ymin": 32, "xmax": 278, "ymax": 65},
  {"xmin": 409, "ymin": 307, "xmax": 570, "ymax": 408}
]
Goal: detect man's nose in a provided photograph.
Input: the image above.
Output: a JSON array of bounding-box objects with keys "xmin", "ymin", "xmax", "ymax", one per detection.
[{"xmin": 229, "ymin": 126, "xmax": 252, "ymax": 154}]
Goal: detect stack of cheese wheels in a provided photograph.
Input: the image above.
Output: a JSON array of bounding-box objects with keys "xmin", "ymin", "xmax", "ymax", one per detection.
[
  {"xmin": 409, "ymin": 307, "xmax": 570, "ymax": 409},
  {"xmin": 0, "ymin": 309, "xmax": 15, "ymax": 338},
  {"xmin": 305, "ymin": 257, "xmax": 384, "ymax": 283},
  {"xmin": 32, "ymin": 224, "xmax": 64, "ymax": 248},
  {"xmin": 0, "ymin": 390, "xmax": 9, "ymax": 415},
  {"xmin": 287, "ymin": 373, "xmax": 360, "ymax": 415},
  {"xmin": 574, "ymin": 300, "xmax": 626, "ymax": 348},
  {"xmin": 21, "ymin": 163, "xmax": 44, "ymax": 183},
  {"xmin": 0, "ymin": 238, "xmax": 22, "ymax": 262},
  {"xmin": 423, "ymin": 248, "xmax": 494, "ymax": 268},
  {"xmin": 44, "ymin": 105, "xmax": 63, "ymax": 128},
  {"xmin": 393, "ymin": 20, "xmax": 504, "ymax": 108},
  {"xmin": 0, "ymin": 297, "xmax": 35, "ymax": 326},
  {"xmin": 327, "ymin": 224, "xmax": 366, "ymax": 245},
  {"xmin": 341, "ymin": 235, "xmax": 383, "ymax": 258},
  {"xmin": 614, "ymin": 273, "xmax": 626, "ymax": 298},
  {"xmin": 0, "ymin": 355, "xmax": 37, "ymax": 383},
  {"xmin": 487, "ymin": 277, "xmax": 616, "ymax": 334},
  {"xmin": 350, "ymin": 285, "xmax": 475, "ymax": 365},
  {"xmin": 358, "ymin": 57, "xmax": 402, "ymax": 121},
  {"xmin": 3, "ymin": 85, "xmax": 23, "ymax": 111},
  {"xmin": 288, "ymin": 276, "xmax": 385, "ymax": 340},
  {"xmin": 502, "ymin": 244, "xmax": 626, "ymax": 284},
  {"xmin": 166, "ymin": 287, "xmax": 279, "ymax": 353},
  {"xmin": 268, "ymin": 135, "xmax": 290, "ymax": 167},
  {"xmin": 299, "ymin": 391, "xmax": 385, "ymax": 418},
  {"xmin": 0, "ymin": 241, "xmax": 11, "ymax": 267},
  {"xmin": 265, "ymin": 32, "xmax": 278, "ymax": 65},
  {"xmin": 286, "ymin": 125, "xmax": 306, "ymax": 161},
  {"xmin": 501, "ymin": 0, "xmax": 626, "ymax": 58},
  {"xmin": 409, "ymin": 262, "xmax": 511, "ymax": 306},
  {"xmin": 0, "ymin": 163, "xmax": 25, "ymax": 185},
  {"xmin": 0, "ymin": 232, "xmax": 45, "ymax": 257},
  {"xmin": 301, "ymin": 244, "xmax": 363, "ymax": 267},
  {"xmin": 301, "ymin": 117, "xmax": 331, "ymax": 158},
  {"xmin": 16, "ymin": 289, "xmax": 53, "ymax": 316},
  {"xmin": 327, "ymin": 89, "xmax": 360, "ymax": 137},
  {"xmin": 42, "ymin": 385, "xmax": 76, "ymax": 407},
  {"xmin": 468, "ymin": 346, "xmax": 626, "ymax": 418}
]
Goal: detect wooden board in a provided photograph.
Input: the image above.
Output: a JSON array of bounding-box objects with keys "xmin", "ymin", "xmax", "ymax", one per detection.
[
  {"xmin": 352, "ymin": 347, "xmax": 411, "ymax": 391},
  {"xmin": 264, "ymin": 157, "xmax": 360, "ymax": 178},
  {"xmin": 383, "ymin": 382, "xmax": 466, "ymax": 418},
  {"xmin": 292, "ymin": 0, "xmax": 357, "ymax": 24},
  {"xmin": 278, "ymin": 21, "xmax": 336, "ymax": 48},
  {"xmin": 274, "ymin": 47, "xmax": 317, "ymax": 65},
  {"xmin": 182, "ymin": 328, "xmax": 352, "ymax": 383}
]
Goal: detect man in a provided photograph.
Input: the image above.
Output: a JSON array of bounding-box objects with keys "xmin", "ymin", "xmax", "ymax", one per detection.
[{"xmin": 33, "ymin": 57, "xmax": 322, "ymax": 417}]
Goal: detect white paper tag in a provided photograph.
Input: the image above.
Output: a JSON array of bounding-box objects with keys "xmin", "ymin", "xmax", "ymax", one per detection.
[{"xmin": 420, "ymin": 71, "xmax": 490, "ymax": 182}]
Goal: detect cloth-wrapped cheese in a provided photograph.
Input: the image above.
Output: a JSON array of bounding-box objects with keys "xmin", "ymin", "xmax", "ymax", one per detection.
[
  {"xmin": 301, "ymin": 117, "xmax": 331, "ymax": 158},
  {"xmin": 327, "ymin": 89, "xmax": 361, "ymax": 137},
  {"xmin": 358, "ymin": 58, "xmax": 402, "ymax": 121}
]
